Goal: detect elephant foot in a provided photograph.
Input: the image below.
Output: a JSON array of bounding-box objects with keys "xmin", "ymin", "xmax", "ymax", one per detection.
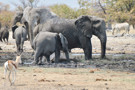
[
  {"xmin": 85, "ymin": 56, "xmax": 92, "ymax": 60},
  {"xmin": 101, "ymin": 55, "xmax": 106, "ymax": 59}
]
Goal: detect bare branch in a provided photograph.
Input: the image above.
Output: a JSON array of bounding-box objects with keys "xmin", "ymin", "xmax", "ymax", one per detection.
[{"xmin": 98, "ymin": 0, "xmax": 106, "ymax": 14}]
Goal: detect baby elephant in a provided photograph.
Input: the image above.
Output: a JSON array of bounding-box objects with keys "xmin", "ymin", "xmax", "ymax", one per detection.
[
  {"xmin": 0, "ymin": 25, "xmax": 9, "ymax": 44},
  {"xmin": 32, "ymin": 32, "xmax": 69, "ymax": 64},
  {"xmin": 12, "ymin": 25, "xmax": 27, "ymax": 54}
]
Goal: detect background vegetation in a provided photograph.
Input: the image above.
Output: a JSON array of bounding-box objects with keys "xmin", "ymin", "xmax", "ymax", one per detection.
[{"xmin": 0, "ymin": 0, "xmax": 135, "ymax": 27}]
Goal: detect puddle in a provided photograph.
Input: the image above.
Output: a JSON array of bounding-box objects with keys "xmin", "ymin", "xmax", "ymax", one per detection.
[{"xmin": 71, "ymin": 53, "xmax": 125, "ymax": 57}]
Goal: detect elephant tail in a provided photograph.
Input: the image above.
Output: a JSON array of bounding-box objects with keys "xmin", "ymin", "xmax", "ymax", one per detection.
[{"xmin": 58, "ymin": 33, "xmax": 68, "ymax": 51}]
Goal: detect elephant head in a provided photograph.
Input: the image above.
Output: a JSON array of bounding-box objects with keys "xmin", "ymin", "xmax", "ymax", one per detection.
[
  {"xmin": 21, "ymin": 7, "xmax": 57, "ymax": 45},
  {"xmin": 75, "ymin": 15, "xmax": 107, "ymax": 58},
  {"xmin": 12, "ymin": 11, "xmax": 23, "ymax": 25}
]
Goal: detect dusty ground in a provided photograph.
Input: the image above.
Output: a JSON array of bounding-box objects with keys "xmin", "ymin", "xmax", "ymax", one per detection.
[
  {"xmin": 0, "ymin": 29, "xmax": 135, "ymax": 89},
  {"xmin": 0, "ymin": 67, "xmax": 135, "ymax": 90}
]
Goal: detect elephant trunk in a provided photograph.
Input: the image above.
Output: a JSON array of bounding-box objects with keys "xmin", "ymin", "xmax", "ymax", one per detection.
[
  {"xmin": 99, "ymin": 33, "xmax": 107, "ymax": 58},
  {"xmin": 29, "ymin": 22, "xmax": 34, "ymax": 46}
]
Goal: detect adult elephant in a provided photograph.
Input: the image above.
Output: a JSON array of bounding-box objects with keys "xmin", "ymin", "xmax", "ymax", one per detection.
[
  {"xmin": 33, "ymin": 16, "xmax": 107, "ymax": 59},
  {"xmin": 21, "ymin": 7, "xmax": 107, "ymax": 59},
  {"xmin": 112, "ymin": 22, "xmax": 130, "ymax": 35},
  {"xmin": 21, "ymin": 7, "xmax": 57, "ymax": 44}
]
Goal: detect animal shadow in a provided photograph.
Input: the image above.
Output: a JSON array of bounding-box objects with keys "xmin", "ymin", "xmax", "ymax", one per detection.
[{"xmin": 15, "ymin": 84, "xmax": 26, "ymax": 86}]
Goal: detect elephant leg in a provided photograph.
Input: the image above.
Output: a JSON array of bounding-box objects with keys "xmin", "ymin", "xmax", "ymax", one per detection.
[
  {"xmin": 80, "ymin": 37, "xmax": 92, "ymax": 60},
  {"xmin": 46, "ymin": 55, "xmax": 51, "ymax": 64},
  {"xmin": 55, "ymin": 50, "xmax": 60, "ymax": 63},
  {"xmin": 117, "ymin": 28, "xmax": 120, "ymax": 34},
  {"xmin": 98, "ymin": 33, "xmax": 107, "ymax": 59},
  {"xmin": 20, "ymin": 41, "xmax": 24, "ymax": 53},
  {"xmin": 38, "ymin": 56, "xmax": 43, "ymax": 65},
  {"xmin": 64, "ymin": 49, "xmax": 69, "ymax": 60},
  {"xmin": 6, "ymin": 38, "xmax": 8, "ymax": 45},
  {"xmin": 16, "ymin": 43, "xmax": 20, "ymax": 54},
  {"xmin": 34, "ymin": 50, "xmax": 41, "ymax": 65}
]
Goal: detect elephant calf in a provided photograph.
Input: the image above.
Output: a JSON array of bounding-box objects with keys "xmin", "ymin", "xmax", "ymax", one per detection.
[
  {"xmin": 12, "ymin": 25, "xmax": 27, "ymax": 54},
  {"xmin": 0, "ymin": 25, "xmax": 9, "ymax": 44},
  {"xmin": 32, "ymin": 32, "xmax": 69, "ymax": 64}
]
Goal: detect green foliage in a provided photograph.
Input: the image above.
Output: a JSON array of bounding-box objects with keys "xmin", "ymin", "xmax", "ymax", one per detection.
[
  {"xmin": 106, "ymin": 0, "xmax": 135, "ymax": 23},
  {"xmin": 50, "ymin": 4, "xmax": 78, "ymax": 19},
  {"xmin": 1, "ymin": 0, "xmax": 135, "ymax": 26},
  {"xmin": 0, "ymin": 2, "xmax": 14, "ymax": 27},
  {"xmin": 0, "ymin": 11, "xmax": 14, "ymax": 27}
]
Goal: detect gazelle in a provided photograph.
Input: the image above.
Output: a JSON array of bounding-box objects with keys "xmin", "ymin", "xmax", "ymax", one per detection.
[{"xmin": 4, "ymin": 55, "xmax": 22, "ymax": 86}]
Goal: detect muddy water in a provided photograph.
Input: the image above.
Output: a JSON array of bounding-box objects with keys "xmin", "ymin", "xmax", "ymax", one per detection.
[{"xmin": 0, "ymin": 51, "xmax": 135, "ymax": 72}]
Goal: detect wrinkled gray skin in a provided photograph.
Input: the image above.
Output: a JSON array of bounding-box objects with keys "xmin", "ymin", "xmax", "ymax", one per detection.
[
  {"xmin": 0, "ymin": 25, "xmax": 9, "ymax": 44},
  {"xmin": 75, "ymin": 16, "xmax": 107, "ymax": 58},
  {"xmin": 12, "ymin": 25, "xmax": 27, "ymax": 54},
  {"xmin": 32, "ymin": 32, "xmax": 69, "ymax": 64},
  {"xmin": 33, "ymin": 16, "xmax": 107, "ymax": 59},
  {"xmin": 21, "ymin": 7, "xmax": 106, "ymax": 59}
]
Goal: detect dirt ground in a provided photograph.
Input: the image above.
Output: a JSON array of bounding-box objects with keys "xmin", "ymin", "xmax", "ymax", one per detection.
[
  {"xmin": 0, "ymin": 67, "xmax": 135, "ymax": 90},
  {"xmin": 0, "ymin": 29, "xmax": 135, "ymax": 89}
]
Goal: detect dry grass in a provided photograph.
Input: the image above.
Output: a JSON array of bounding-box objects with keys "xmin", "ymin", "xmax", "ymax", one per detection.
[{"xmin": 0, "ymin": 66, "xmax": 135, "ymax": 90}]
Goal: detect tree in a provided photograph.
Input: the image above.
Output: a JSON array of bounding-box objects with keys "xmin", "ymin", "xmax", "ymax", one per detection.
[
  {"xmin": 50, "ymin": 4, "xmax": 78, "ymax": 19},
  {"xmin": 106, "ymin": 0, "xmax": 135, "ymax": 23},
  {"xmin": 0, "ymin": 2, "xmax": 14, "ymax": 27}
]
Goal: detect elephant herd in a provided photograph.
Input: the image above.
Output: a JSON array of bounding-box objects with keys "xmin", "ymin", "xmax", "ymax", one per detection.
[{"xmin": 11, "ymin": 6, "xmax": 107, "ymax": 64}]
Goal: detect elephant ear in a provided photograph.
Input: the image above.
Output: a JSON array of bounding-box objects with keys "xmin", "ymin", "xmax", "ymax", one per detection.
[
  {"xmin": 91, "ymin": 16, "xmax": 103, "ymax": 31},
  {"xmin": 59, "ymin": 33, "xmax": 68, "ymax": 51},
  {"xmin": 75, "ymin": 16, "xmax": 92, "ymax": 38},
  {"xmin": 75, "ymin": 16, "xmax": 91, "ymax": 28},
  {"xmin": 12, "ymin": 25, "xmax": 18, "ymax": 39}
]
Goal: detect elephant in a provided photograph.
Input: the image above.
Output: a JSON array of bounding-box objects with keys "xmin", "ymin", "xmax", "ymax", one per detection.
[
  {"xmin": 0, "ymin": 25, "xmax": 9, "ymax": 44},
  {"xmin": 21, "ymin": 7, "xmax": 107, "ymax": 59},
  {"xmin": 21, "ymin": 6, "xmax": 57, "ymax": 43},
  {"xmin": 112, "ymin": 22, "xmax": 130, "ymax": 35},
  {"xmin": 33, "ymin": 16, "xmax": 107, "ymax": 59},
  {"xmin": 32, "ymin": 32, "xmax": 69, "ymax": 64},
  {"xmin": 12, "ymin": 25, "xmax": 27, "ymax": 54},
  {"xmin": 12, "ymin": 11, "xmax": 29, "ymax": 40}
]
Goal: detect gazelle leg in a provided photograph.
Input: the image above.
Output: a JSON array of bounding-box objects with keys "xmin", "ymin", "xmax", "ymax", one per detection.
[
  {"xmin": 11, "ymin": 71, "xmax": 14, "ymax": 85},
  {"xmin": 4, "ymin": 68, "xmax": 7, "ymax": 86},
  {"xmin": 12, "ymin": 69, "xmax": 16, "ymax": 85},
  {"xmin": 4, "ymin": 68, "xmax": 7, "ymax": 79},
  {"xmin": 8, "ymin": 71, "xmax": 12, "ymax": 86}
]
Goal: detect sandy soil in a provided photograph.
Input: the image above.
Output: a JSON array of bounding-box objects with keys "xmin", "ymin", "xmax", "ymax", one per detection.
[
  {"xmin": 0, "ymin": 67, "xmax": 135, "ymax": 90},
  {"xmin": 0, "ymin": 29, "xmax": 135, "ymax": 89}
]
